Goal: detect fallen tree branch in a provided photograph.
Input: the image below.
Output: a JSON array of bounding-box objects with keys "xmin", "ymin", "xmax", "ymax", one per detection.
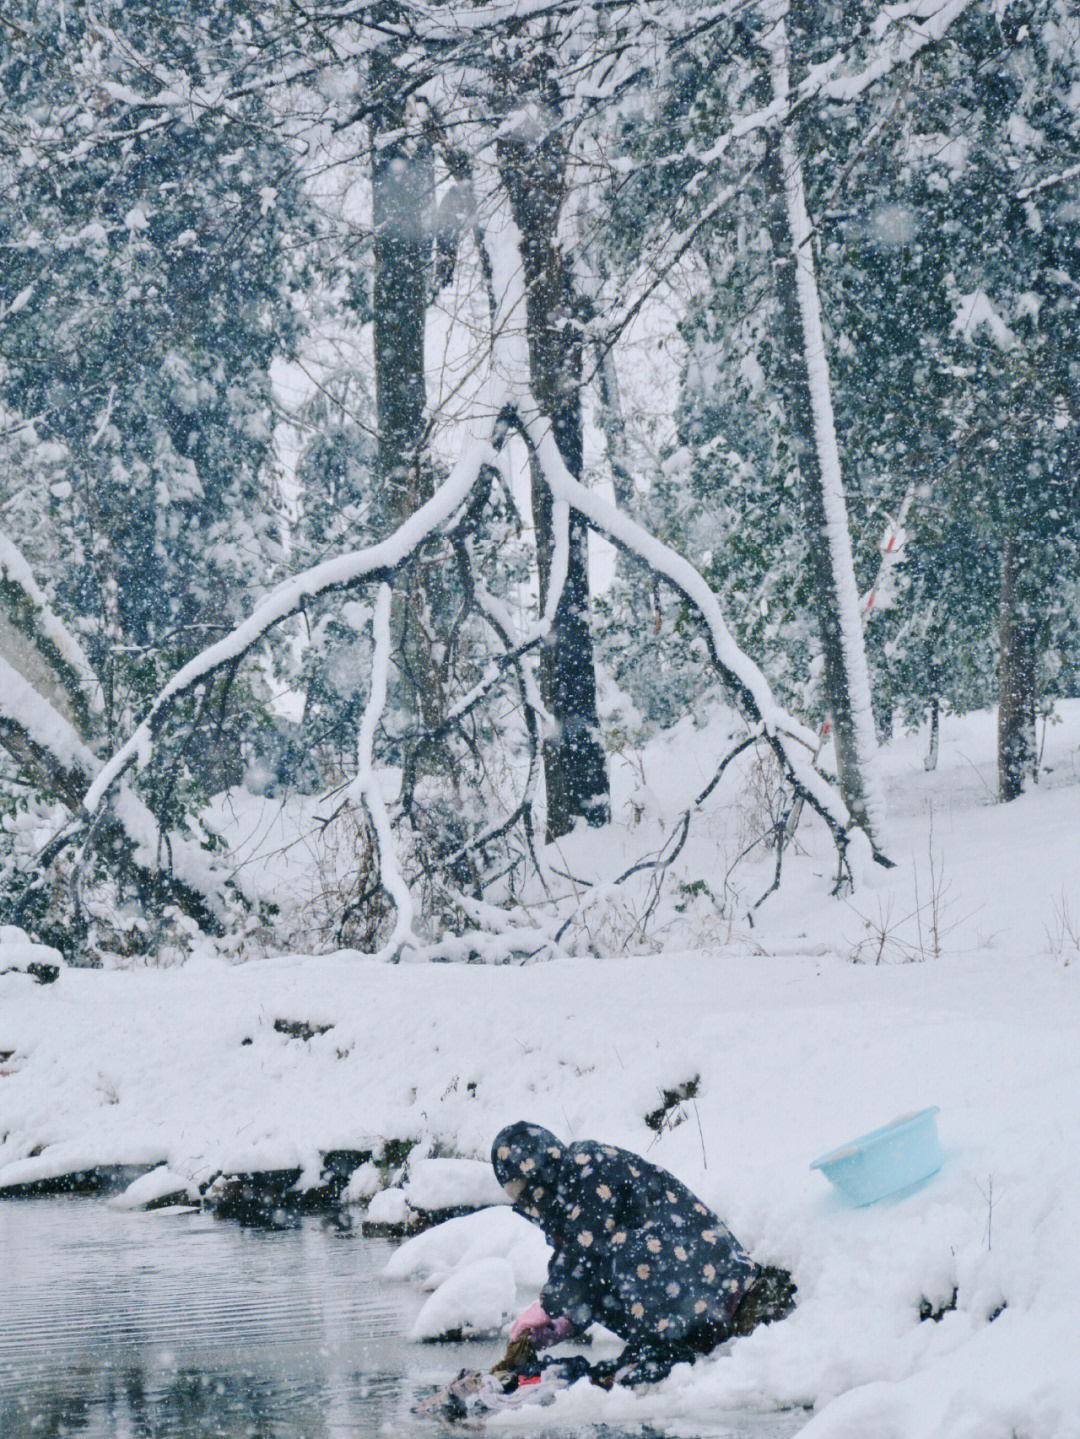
[
  {"xmin": 49, "ymin": 170, "xmax": 889, "ymax": 948},
  {"xmin": 611, "ymin": 728, "xmax": 763, "ymax": 887},
  {"xmin": 514, "ymin": 406, "xmax": 872, "ymax": 867},
  {"xmin": 479, "ymin": 197, "xmax": 864, "ymax": 865}
]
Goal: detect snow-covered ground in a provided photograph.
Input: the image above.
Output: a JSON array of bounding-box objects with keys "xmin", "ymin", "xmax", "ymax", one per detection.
[{"xmin": 2, "ymin": 704, "xmax": 1078, "ymax": 1438}]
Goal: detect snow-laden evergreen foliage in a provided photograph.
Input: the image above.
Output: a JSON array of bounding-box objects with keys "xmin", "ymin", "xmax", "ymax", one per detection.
[
  {"xmin": 0, "ymin": 0, "xmax": 305, "ymax": 733},
  {"xmin": 609, "ymin": 0, "xmax": 1080, "ymax": 744}
]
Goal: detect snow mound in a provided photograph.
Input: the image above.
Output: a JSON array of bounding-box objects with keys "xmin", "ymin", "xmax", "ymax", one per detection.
[
  {"xmin": 795, "ymin": 1309, "xmax": 1080, "ymax": 1439},
  {"xmin": 0, "ymin": 926, "xmax": 65, "ymax": 976},
  {"xmin": 385, "ymin": 1205, "xmax": 550, "ymax": 1291},
  {"xmin": 343, "ymin": 1161, "xmax": 381, "ymax": 1204},
  {"xmin": 405, "ymin": 1156, "xmax": 509, "ymax": 1212},
  {"xmin": 411, "ymin": 1256, "xmax": 517, "ymax": 1341},
  {"xmin": 110, "ymin": 1165, "xmax": 195, "ymax": 1210},
  {"xmin": 366, "ymin": 1187, "xmax": 410, "ymax": 1226}
]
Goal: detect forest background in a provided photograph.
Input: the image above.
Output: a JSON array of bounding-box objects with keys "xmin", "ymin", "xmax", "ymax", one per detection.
[{"xmin": 1, "ymin": 0, "xmax": 1078, "ymax": 965}]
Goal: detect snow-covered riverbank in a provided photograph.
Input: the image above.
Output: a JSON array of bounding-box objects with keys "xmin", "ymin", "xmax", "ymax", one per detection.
[{"xmin": 2, "ymin": 706, "xmax": 1078, "ymax": 1437}]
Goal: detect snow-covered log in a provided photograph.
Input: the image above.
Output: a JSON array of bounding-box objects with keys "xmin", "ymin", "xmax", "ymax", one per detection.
[{"xmin": 0, "ymin": 531, "xmax": 104, "ymax": 733}]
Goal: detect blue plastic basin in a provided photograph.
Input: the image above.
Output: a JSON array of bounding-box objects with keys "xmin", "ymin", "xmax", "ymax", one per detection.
[{"xmin": 810, "ymin": 1107, "xmax": 943, "ymax": 1206}]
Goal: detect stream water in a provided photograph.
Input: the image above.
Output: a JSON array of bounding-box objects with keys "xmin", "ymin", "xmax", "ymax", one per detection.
[{"xmin": 0, "ymin": 1196, "xmax": 808, "ymax": 1439}]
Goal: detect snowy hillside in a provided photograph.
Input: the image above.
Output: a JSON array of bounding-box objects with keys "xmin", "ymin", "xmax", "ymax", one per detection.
[{"xmin": 1, "ymin": 705, "xmax": 1078, "ymax": 1439}]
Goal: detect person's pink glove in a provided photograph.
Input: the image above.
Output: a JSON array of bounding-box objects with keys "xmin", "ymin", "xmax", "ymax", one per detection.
[
  {"xmin": 509, "ymin": 1301, "xmax": 549, "ymax": 1342},
  {"xmin": 510, "ymin": 1302, "xmax": 574, "ymax": 1349}
]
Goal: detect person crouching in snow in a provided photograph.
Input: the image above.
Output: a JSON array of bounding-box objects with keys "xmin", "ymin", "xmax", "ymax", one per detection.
[{"xmin": 491, "ymin": 1121, "xmax": 796, "ymax": 1386}]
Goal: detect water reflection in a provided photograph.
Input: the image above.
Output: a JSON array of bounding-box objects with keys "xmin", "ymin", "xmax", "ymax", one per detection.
[
  {"xmin": 2, "ymin": 1367, "xmax": 301, "ymax": 1438},
  {"xmin": 0, "ymin": 1196, "xmax": 451, "ymax": 1437},
  {"xmin": 0, "ymin": 1196, "xmax": 806, "ymax": 1439}
]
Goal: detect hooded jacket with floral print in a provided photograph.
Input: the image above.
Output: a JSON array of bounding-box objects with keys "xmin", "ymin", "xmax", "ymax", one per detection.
[{"xmin": 491, "ymin": 1122, "xmax": 760, "ymax": 1345}]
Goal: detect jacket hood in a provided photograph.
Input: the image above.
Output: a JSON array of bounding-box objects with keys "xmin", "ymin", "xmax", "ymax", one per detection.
[{"xmin": 491, "ymin": 1122, "xmax": 566, "ymax": 1217}]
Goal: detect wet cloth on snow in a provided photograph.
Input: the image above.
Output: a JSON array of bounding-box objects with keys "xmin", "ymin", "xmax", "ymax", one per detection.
[{"xmin": 491, "ymin": 1121, "xmax": 762, "ymax": 1349}]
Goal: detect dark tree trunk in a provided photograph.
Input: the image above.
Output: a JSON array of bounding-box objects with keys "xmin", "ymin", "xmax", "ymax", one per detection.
[
  {"xmin": 495, "ymin": 48, "xmax": 609, "ymax": 841},
  {"xmin": 371, "ymin": 49, "xmax": 431, "ymax": 524},
  {"xmin": 998, "ymin": 528, "xmax": 1037, "ymax": 803},
  {"xmin": 369, "ymin": 48, "xmax": 446, "ymax": 747},
  {"xmin": 530, "ymin": 473, "xmax": 610, "ymax": 839},
  {"xmin": 924, "ymin": 695, "xmax": 940, "ymax": 773}
]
